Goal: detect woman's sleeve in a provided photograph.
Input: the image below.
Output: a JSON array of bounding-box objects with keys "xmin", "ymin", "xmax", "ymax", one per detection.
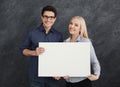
[{"xmin": 90, "ymin": 42, "xmax": 101, "ymax": 77}]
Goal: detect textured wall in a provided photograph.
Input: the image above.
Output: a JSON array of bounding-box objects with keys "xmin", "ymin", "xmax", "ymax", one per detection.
[{"xmin": 0, "ymin": 0, "xmax": 120, "ymax": 87}]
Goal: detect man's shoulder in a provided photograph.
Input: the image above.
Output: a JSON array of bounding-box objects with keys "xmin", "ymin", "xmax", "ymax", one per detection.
[
  {"xmin": 29, "ymin": 26, "xmax": 41, "ymax": 32},
  {"xmin": 52, "ymin": 28, "xmax": 62, "ymax": 35}
]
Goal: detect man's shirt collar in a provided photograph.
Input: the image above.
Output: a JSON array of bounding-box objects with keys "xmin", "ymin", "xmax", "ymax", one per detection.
[{"xmin": 38, "ymin": 24, "xmax": 54, "ymax": 33}]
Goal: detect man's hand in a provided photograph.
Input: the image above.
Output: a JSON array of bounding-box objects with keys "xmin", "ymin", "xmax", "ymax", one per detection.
[{"xmin": 35, "ymin": 47, "xmax": 45, "ymax": 56}]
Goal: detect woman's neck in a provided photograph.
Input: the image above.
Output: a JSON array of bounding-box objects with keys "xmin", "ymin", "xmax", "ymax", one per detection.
[{"xmin": 70, "ymin": 35, "xmax": 79, "ymax": 42}]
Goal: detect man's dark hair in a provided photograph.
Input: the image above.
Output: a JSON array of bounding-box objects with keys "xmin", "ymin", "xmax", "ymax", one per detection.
[{"xmin": 41, "ymin": 5, "xmax": 57, "ymax": 17}]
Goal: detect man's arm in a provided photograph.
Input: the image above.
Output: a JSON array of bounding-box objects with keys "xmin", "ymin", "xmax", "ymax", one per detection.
[{"xmin": 23, "ymin": 47, "xmax": 45, "ymax": 56}]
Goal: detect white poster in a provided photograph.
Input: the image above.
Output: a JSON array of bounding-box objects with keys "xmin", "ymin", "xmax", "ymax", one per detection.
[{"xmin": 38, "ymin": 42, "xmax": 90, "ymax": 77}]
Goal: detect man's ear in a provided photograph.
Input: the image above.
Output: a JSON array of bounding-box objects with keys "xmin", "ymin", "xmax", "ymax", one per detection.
[{"xmin": 54, "ymin": 17, "xmax": 57, "ymax": 21}]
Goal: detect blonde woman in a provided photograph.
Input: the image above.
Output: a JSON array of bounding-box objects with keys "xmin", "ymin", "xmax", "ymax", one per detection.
[{"xmin": 64, "ymin": 16, "xmax": 101, "ymax": 87}]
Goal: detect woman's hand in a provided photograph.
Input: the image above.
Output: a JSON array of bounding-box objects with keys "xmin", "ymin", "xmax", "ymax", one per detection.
[
  {"xmin": 87, "ymin": 74, "xmax": 99, "ymax": 81},
  {"xmin": 63, "ymin": 75, "xmax": 70, "ymax": 79},
  {"xmin": 53, "ymin": 76, "xmax": 61, "ymax": 80}
]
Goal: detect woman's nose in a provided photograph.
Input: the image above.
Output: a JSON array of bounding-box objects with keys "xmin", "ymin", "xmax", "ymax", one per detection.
[{"xmin": 71, "ymin": 24, "xmax": 74, "ymax": 28}]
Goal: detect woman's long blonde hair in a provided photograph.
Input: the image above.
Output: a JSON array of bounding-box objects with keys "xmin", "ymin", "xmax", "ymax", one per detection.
[{"xmin": 71, "ymin": 16, "xmax": 89, "ymax": 38}]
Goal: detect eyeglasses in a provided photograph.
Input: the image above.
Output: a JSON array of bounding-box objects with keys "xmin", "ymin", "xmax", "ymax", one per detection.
[{"xmin": 42, "ymin": 15, "xmax": 56, "ymax": 20}]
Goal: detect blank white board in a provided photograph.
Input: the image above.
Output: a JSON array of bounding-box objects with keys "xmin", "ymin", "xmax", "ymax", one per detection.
[{"xmin": 38, "ymin": 42, "xmax": 90, "ymax": 77}]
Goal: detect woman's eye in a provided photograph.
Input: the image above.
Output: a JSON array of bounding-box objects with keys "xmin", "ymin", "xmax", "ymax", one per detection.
[
  {"xmin": 69, "ymin": 22, "xmax": 73, "ymax": 25},
  {"xmin": 75, "ymin": 24, "xmax": 78, "ymax": 27}
]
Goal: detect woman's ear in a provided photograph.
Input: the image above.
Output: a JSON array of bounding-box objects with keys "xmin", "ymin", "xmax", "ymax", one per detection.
[
  {"xmin": 79, "ymin": 28, "xmax": 81, "ymax": 35},
  {"xmin": 79, "ymin": 31, "xmax": 81, "ymax": 35}
]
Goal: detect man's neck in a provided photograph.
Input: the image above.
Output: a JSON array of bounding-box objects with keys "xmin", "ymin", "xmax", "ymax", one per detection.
[
  {"xmin": 43, "ymin": 24, "xmax": 51, "ymax": 34},
  {"xmin": 44, "ymin": 27, "xmax": 51, "ymax": 34}
]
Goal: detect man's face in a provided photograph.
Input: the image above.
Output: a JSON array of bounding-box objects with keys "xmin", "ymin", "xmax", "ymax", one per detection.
[{"xmin": 41, "ymin": 11, "xmax": 56, "ymax": 29}]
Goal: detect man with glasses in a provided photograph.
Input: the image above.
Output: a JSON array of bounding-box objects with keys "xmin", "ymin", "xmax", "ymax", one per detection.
[{"xmin": 21, "ymin": 5, "xmax": 63, "ymax": 87}]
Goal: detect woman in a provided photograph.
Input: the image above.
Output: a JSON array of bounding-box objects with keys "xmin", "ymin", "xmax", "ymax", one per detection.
[{"xmin": 64, "ymin": 16, "xmax": 101, "ymax": 87}]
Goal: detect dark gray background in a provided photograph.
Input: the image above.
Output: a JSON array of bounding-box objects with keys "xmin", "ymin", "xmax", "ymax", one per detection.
[{"xmin": 0, "ymin": 0, "xmax": 120, "ymax": 87}]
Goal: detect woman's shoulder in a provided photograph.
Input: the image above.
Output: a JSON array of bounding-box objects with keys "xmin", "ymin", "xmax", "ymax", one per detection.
[{"xmin": 78, "ymin": 36, "xmax": 91, "ymax": 42}]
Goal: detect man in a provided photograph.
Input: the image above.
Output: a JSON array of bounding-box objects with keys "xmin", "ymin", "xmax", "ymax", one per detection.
[{"xmin": 21, "ymin": 5, "xmax": 63, "ymax": 87}]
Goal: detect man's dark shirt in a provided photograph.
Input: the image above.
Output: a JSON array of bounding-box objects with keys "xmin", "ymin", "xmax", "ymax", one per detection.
[{"xmin": 21, "ymin": 24, "xmax": 63, "ymax": 82}]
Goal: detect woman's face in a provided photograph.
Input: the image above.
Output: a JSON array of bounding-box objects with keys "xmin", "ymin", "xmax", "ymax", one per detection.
[{"xmin": 68, "ymin": 18, "xmax": 81, "ymax": 36}]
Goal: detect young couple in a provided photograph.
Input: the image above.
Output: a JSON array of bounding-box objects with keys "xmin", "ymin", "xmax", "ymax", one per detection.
[{"xmin": 21, "ymin": 5, "xmax": 101, "ymax": 87}]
